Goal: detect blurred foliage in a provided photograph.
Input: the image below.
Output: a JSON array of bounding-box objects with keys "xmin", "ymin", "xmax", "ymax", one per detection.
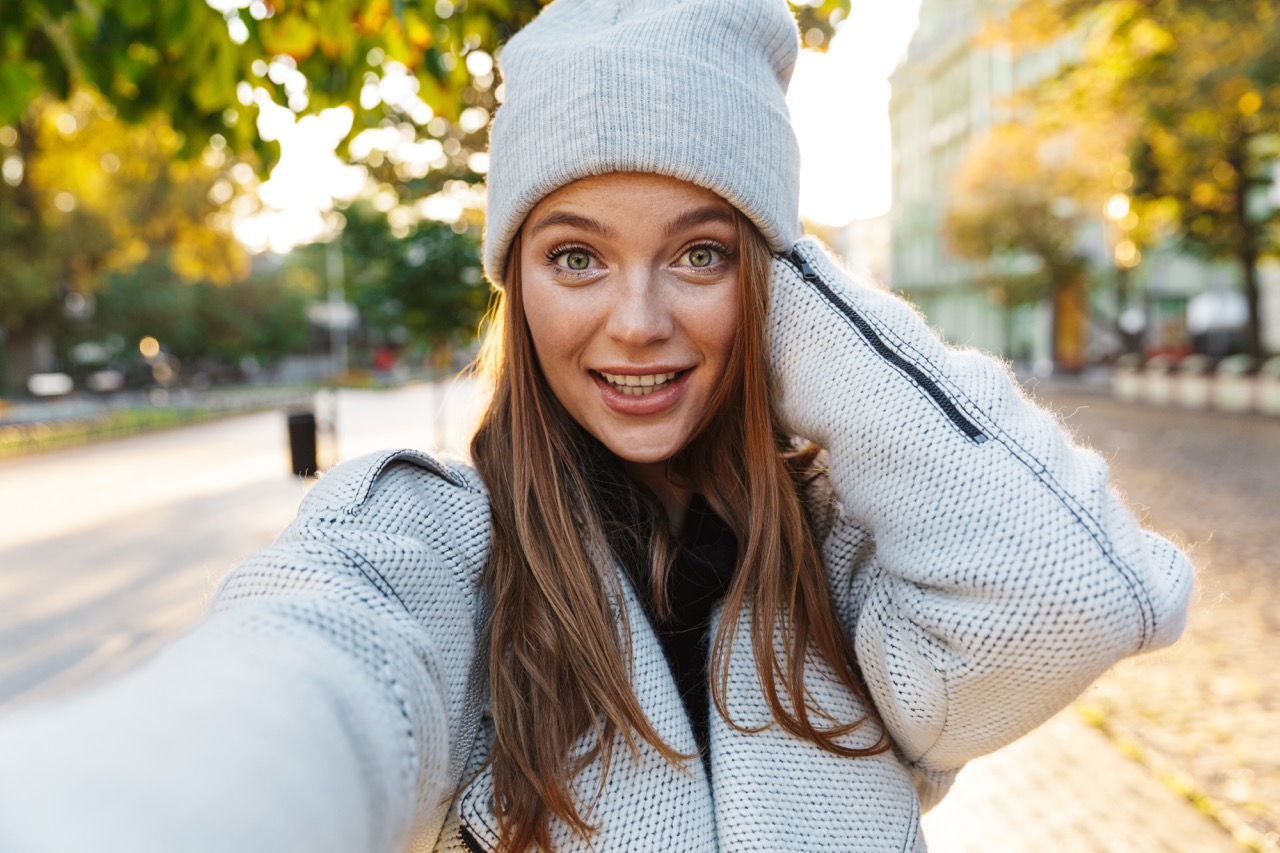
[
  {"xmin": 310, "ymin": 200, "xmax": 488, "ymax": 349},
  {"xmin": 0, "ymin": 0, "xmax": 537, "ymax": 163},
  {"xmin": 81, "ymin": 255, "xmax": 315, "ymax": 371},
  {"xmin": 1001, "ymin": 0, "xmax": 1280, "ymax": 358},
  {"xmin": 944, "ymin": 122, "xmax": 1113, "ymax": 306},
  {"xmin": 0, "ymin": 88, "xmax": 248, "ymax": 390},
  {"xmin": 943, "ymin": 121, "xmax": 1098, "ymax": 368},
  {"xmin": 2, "ymin": 0, "xmax": 850, "ymax": 167}
]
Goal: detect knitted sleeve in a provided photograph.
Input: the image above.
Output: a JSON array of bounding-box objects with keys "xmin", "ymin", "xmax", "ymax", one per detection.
[
  {"xmin": 0, "ymin": 450, "xmax": 490, "ymax": 853},
  {"xmin": 770, "ymin": 239, "xmax": 1192, "ymax": 791}
]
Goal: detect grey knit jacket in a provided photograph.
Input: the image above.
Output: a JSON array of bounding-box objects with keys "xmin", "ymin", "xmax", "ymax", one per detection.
[{"xmin": 0, "ymin": 238, "xmax": 1192, "ymax": 852}]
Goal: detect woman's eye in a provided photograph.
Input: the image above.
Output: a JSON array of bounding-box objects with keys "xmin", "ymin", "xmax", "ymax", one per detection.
[
  {"xmin": 547, "ymin": 247, "xmax": 596, "ymax": 272},
  {"xmin": 682, "ymin": 245, "xmax": 723, "ymax": 269}
]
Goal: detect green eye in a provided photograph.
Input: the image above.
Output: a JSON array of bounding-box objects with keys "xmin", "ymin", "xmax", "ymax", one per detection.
[
  {"xmin": 687, "ymin": 247, "xmax": 716, "ymax": 268},
  {"xmin": 565, "ymin": 251, "xmax": 590, "ymax": 271}
]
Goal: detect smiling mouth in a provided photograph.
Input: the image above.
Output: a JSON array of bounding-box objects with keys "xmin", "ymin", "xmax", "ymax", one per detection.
[{"xmin": 595, "ymin": 370, "xmax": 687, "ymax": 397}]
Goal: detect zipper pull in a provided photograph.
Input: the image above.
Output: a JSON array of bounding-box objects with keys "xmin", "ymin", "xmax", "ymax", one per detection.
[{"xmin": 787, "ymin": 249, "xmax": 821, "ymax": 283}]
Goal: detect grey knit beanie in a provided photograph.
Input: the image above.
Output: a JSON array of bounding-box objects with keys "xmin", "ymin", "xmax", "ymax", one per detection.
[{"xmin": 482, "ymin": 0, "xmax": 804, "ymax": 287}]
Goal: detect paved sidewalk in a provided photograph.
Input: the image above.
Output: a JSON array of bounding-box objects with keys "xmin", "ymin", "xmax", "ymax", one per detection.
[
  {"xmin": 923, "ymin": 710, "xmax": 1239, "ymax": 852},
  {"xmin": 1028, "ymin": 388, "xmax": 1277, "ymax": 850}
]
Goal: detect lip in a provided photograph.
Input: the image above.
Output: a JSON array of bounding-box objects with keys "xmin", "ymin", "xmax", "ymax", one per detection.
[
  {"xmin": 591, "ymin": 367, "xmax": 692, "ymax": 416},
  {"xmin": 593, "ymin": 364, "xmax": 690, "ymax": 376}
]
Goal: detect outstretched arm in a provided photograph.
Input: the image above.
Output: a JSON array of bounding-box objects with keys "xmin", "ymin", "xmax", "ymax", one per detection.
[{"xmin": 0, "ymin": 450, "xmax": 489, "ymax": 853}]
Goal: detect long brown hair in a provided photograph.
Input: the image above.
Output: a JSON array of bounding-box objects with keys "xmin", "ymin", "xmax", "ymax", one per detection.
[{"xmin": 469, "ymin": 210, "xmax": 888, "ymax": 852}]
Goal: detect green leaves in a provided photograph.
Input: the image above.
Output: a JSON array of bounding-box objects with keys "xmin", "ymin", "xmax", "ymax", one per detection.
[
  {"xmin": 0, "ymin": 65, "xmax": 43, "ymax": 125},
  {"xmin": 0, "ymin": 90, "xmax": 250, "ymax": 347},
  {"xmin": 333, "ymin": 199, "xmax": 488, "ymax": 346},
  {"xmin": 3, "ymin": 1, "xmax": 851, "ymax": 168}
]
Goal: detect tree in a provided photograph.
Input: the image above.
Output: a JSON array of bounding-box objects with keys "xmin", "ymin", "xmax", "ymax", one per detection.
[
  {"xmin": 0, "ymin": 90, "xmax": 248, "ymax": 391},
  {"xmin": 0, "ymin": 0, "xmax": 541, "ymax": 164},
  {"xmin": 82, "ymin": 255, "xmax": 315, "ymax": 375},
  {"xmin": 1007, "ymin": 0, "xmax": 1280, "ymax": 359},
  {"xmin": 943, "ymin": 122, "xmax": 1121, "ymax": 370},
  {"xmin": 303, "ymin": 199, "xmax": 488, "ymax": 354},
  {"xmin": 3, "ymin": 1, "xmax": 851, "ymax": 166}
]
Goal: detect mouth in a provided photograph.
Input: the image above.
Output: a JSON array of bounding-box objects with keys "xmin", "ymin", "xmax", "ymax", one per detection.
[{"xmin": 593, "ymin": 369, "xmax": 689, "ymax": 397}]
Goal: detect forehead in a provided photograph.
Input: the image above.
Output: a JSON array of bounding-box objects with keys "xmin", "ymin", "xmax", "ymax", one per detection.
[{"xmin": 524, "ymin": 172, "xmax": 734, "ymax": 225}]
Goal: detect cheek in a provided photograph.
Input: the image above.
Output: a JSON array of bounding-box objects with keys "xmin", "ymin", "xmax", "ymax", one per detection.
[
  {"xmin": 522, "ymin": 273, "xmax": 586, "ymax": 376},
  {"xmin": 696, "ymin": 282, "xmax": 742, "ymax": 369}
]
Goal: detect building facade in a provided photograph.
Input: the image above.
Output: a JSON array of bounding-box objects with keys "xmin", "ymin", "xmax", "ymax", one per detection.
[
  {"xmin": 889, "ymin": 0, "xmax": 1084, "ymax": 365},
  {"xmin": 887, "ymin": 0, "xmax": 1280, "ymax": 364}
]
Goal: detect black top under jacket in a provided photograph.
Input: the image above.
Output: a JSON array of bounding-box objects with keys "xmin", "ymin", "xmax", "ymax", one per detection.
[
  {"xmin": 651, "ymin": 494, "xmax": 738, "ymax": 769},
  {"xmin": 584, "ymin": 437, "xmax": 739, "ymax": 775}
]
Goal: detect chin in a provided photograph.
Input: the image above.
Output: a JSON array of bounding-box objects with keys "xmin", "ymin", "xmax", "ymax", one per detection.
[
  {"xmin": 598, "ymin": 434, "xmax": 683, "ymax": 466},
  {"xmin": 607, "ymin": 446, "xmax": 677, "ymax": 465}
]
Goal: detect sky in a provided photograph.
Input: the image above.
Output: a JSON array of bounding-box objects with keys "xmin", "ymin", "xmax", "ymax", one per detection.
[
  {"xmin": 243, "ymin": 0, "xmax": 925, "ymax": 253},
  {"xmin": 789, "ymin": 0, "xmax": 924, "ymax": 225}
]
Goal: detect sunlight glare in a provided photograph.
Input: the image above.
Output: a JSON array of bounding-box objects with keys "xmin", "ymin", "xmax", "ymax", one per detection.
[
  {"xmin": 241, "ymin": 98, "xmax": 366, "ymax": 253},
  {"xmin": 788, "ymin": 0, "xmax": 922, "ymax": 226}
]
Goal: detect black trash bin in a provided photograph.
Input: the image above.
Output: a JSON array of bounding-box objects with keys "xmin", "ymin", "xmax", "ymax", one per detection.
[{"xmin": 287, "ymin": 410, "xmax": 318, "ymax": 477}]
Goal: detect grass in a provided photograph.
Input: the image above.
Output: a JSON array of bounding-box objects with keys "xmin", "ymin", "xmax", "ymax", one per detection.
[
  {"xmin": 0, "ymin": 406, "xmax": 253, "ymax": 459},
  {"xmin": 0, "ymin": 371, "xmax": 444, "ymax": 461}
]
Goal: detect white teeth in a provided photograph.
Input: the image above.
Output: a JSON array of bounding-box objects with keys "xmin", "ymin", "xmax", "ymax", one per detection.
[{"xmin": 600, "ymin": 370, "xmax": 682, "ymax": 396}]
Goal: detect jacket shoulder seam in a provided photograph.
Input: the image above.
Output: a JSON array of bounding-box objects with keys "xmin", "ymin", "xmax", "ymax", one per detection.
[
  {"xmin": 350, "ymin": 449, "xmax": 470, "ymax": 509},
  {"xmin": 302, "ymin": 449, "xmax": 477, "ymax": 516}
]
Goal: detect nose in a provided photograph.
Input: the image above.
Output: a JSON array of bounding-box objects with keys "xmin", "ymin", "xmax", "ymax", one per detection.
[{"xmin": 604, "ymin": 268, "xmax": 673, "ymax": 348}]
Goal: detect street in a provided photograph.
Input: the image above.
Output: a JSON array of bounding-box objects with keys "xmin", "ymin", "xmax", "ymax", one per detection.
[
  {"xmin": 0, "ymin": 380, "xmax": 1271, "ymax": 850},
  {"xmin": 0, "ymin": 379, "xmax": 482, "ymax": 706}
]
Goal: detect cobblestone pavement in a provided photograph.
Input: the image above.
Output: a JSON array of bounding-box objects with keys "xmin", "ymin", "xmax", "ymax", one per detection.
[
  {"xmin": 922, "ymin": 711, "xmax": 1239, "ymax": 852},
  {"xmin": 1021, "ymin": 387, "xmax": 1280, "ymax": 851}
]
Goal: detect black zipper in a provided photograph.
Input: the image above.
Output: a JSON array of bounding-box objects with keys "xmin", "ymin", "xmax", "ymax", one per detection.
[
  {"xmin": 459, "ymin": 824, "xmax": 488, "ymax": 853},
  {"xmin": 782, "ymin": 249, "xmax": 988, "ymax": 444}
]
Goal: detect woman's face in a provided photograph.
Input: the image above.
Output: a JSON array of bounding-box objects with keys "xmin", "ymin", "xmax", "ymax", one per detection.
[{"xmin": 520, "ymin": 172, "xmax": 741, "ymax": 472}]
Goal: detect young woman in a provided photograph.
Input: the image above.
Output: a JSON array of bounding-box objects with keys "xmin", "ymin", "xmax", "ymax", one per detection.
[{"xmin": 0, "ymin": 1, "xmax": 1192, "ymax": 851}]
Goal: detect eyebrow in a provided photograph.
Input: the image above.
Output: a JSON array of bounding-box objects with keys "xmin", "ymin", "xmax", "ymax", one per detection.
[
  {"xmin": 664, "ymin": 205, "xmax": 736, "ymax": 237},
  {"xmin": 527, "ymin": 204, "xmax": 736, "ymax": 239},
  {"xmin": 528, "ymin": 211, "xmax": 616, "ymax": 238}
]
